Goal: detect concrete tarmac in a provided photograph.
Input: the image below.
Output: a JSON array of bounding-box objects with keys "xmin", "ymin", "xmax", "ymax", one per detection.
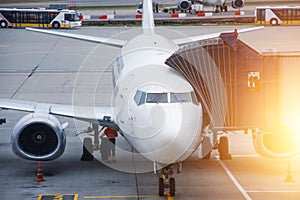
[{"xmin": 1, "ymin": 26, "xmax": 300, "ymax": 200}]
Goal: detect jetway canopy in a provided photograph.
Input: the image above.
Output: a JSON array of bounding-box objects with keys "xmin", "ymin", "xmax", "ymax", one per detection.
[{"xmin": 166, "ymin": 33, "xmax": 300, "ymax": 131}]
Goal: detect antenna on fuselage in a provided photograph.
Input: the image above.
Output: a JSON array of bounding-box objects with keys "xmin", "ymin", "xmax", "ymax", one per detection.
[{"xmin": 142, "ymin": 0, "xmax": 155, "ymax": 35}]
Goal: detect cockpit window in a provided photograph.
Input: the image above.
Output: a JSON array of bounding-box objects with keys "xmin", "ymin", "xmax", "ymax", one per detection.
[
  {"xmin": 146, "ymin": 93, "xmax": 168, "ymax": 103},
  {"xmin": 170, "ymin": 93, "xmax": 190, "ymax": 103},
  {"xmin": 134, "ymin": 91, "xmax": 198, "ymax": 106},
  {"xmin": 134, "ymin": 90, "xmax": 146, "ymax": 106},
  {"xmin": 191, "ymin": 91, "xmax": 198, "ymax": 105}
]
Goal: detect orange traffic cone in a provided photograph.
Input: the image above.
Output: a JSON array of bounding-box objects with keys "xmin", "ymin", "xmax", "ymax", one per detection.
[{"xmin": 35, "ymin": 162, "xmax": 45, "ymax": 182}]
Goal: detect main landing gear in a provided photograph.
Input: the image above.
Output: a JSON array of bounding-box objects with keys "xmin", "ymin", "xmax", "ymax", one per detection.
[
  {"xmin": 158, "ymin": 162, "xmax": 182, "ymax": 197},
  {"xmin": 80, "ymin": 137, "xmax": 94, "ymax": 161}
]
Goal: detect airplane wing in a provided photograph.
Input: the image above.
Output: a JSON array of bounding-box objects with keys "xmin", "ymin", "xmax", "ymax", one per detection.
[
  {"xmin": 0, "ymin": 98, "xmax": 116, "ymax": 129},
  {"xmin": 172, "ymin": 26, "xmax": 264, "ymax": 46},
  {"xmin": 26, "ymin": 27, "xmax": 127, "ymax": 48}
]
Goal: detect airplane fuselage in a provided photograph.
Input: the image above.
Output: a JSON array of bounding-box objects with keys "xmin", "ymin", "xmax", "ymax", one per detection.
[
  {"xmin": 112, "ymin": 33, "xmax": 203, "ymax": 164},
  {"xmin": 204, "ymin": 0, "xmax": 226, "ymax": 6}
]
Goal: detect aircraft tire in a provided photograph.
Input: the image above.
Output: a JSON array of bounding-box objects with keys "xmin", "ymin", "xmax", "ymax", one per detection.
[
  {"xmin": 169, "ymin": 177, "xmax": 176, "ymax": 196},
  {"xmin": 158, "ymin": 178, "xmax": 164, "ymax": 197},
  {"xmin": 81, "ymin": 137, "xmax": 94, "ymax": 161},
  {"xmin": 224, "ymin": 5, "xmax": 228, "ymax": 12}
]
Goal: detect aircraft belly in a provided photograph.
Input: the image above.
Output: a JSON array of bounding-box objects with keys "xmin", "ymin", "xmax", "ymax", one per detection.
[{"xmin": 205, "ymin": 0, "xmax": 225, "ymax": 6}]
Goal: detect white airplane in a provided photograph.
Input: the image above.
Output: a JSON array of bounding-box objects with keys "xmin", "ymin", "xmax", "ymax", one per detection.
[
  {"xmin": 177, "ymin": 0, "xmax": 244, "ymax": 12},
  {"xmin": 0, "ymin": 0, "xmax": 261, "ymax": 196}
]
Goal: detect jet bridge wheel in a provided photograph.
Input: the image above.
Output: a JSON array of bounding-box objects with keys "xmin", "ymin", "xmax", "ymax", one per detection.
[{"xmin": 218, "ymin": 136, "xmax": 232, "ymax": 160}]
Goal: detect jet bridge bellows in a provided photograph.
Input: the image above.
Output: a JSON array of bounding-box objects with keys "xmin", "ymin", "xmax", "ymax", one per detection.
[
  {"xmin": 166, "ymin": 35, "xmax": 236, "ymax": 130},
  {"xmin": 166, "ymin": 32, "xmax": 300, "ymax": 131}
]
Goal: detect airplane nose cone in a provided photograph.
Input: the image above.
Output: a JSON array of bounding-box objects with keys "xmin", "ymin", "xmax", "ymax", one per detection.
[{"xmin": 133, "ymin": 103, "xmax": 203, "ymax": 164}]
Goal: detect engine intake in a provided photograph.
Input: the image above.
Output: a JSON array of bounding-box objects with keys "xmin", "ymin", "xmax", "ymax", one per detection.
[
  {"xmin": 178, "ymin": 0, "xmax": 191, "ymax": 11},
  {"xmin": 231, "ymin": 0, "xmax": 244, "ymax": 9},
  {"xmin": 12, "ymin": 113, "xmax": 66, "ymax": 161},
  {"xmin": 252, "ymin": 128, "xmax": 300, "ymax": 158}
]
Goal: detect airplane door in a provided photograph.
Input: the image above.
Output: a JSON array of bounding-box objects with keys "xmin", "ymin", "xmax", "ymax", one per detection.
[{"xmin": 116, "ymin": 73, "xmax": 134, "ymax": 133}]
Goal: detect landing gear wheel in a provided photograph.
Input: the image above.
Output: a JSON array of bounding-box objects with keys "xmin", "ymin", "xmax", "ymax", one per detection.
[
  {"xmin": 215, "ymin": 6, "xmax": 220, "ymax": 13},
  {"xmin": 158, "ymin": 178, "xmax": 164, "ymax": 197},
  {"xmin": 224, "ymin": 5, "xmax": 228, "ymax": 12},
  {"xmin": 81, "ymin": 137, "xmax": 94, "ymax": 161},
  {"xmin": 218, "ymin": 136, "xmax": 232, "ymax": 160},
  {"xmin": 169, "ymin": 177, "xmax": 176, "ymax": 196},
  {"xmin": 158, "ymin": 164, "xmax": 178, "ymax": 197}
]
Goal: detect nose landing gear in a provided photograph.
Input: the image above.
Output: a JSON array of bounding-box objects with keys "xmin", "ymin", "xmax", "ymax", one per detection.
[{"xmin": 158, "ymin": 162, "xmax": 181, "ymax": 197}]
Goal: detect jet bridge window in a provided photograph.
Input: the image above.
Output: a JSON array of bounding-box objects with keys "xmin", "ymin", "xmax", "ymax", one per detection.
[{"xmin": 146, "ymin": 93, "xmax": 168, "ymax": 103}]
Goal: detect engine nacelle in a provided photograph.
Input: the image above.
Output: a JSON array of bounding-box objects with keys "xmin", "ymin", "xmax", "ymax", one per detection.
[
  {"xmin": 252, "ymin": 129, "xmax": 300, "ymax": 159},
  {"xmin": 178, "ymin": 0, "xmax": 191, "ymax": 11},
  {"xmin": 12, "ymin": 113, "xmax": 66, "ymax": 161},
  {"xmin": 231, "ymin": 0, "xmax": 244, "ymax": 9}
]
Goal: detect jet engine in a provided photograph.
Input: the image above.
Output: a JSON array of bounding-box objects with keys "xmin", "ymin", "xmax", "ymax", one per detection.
[
  {"xmin": 12, "ymin": 113, "xmax": 66, "ymax": 161},
  {"xmin": 231, "ymin": 0, "xmax": 244, "ymax": 9},
  {"xmin": 252, "ymin": 128, "xmax": 300, "ymax": 159},
  {"xmin": 178, "ymin": 0, "xmax": 191, "ymax": 11}
]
